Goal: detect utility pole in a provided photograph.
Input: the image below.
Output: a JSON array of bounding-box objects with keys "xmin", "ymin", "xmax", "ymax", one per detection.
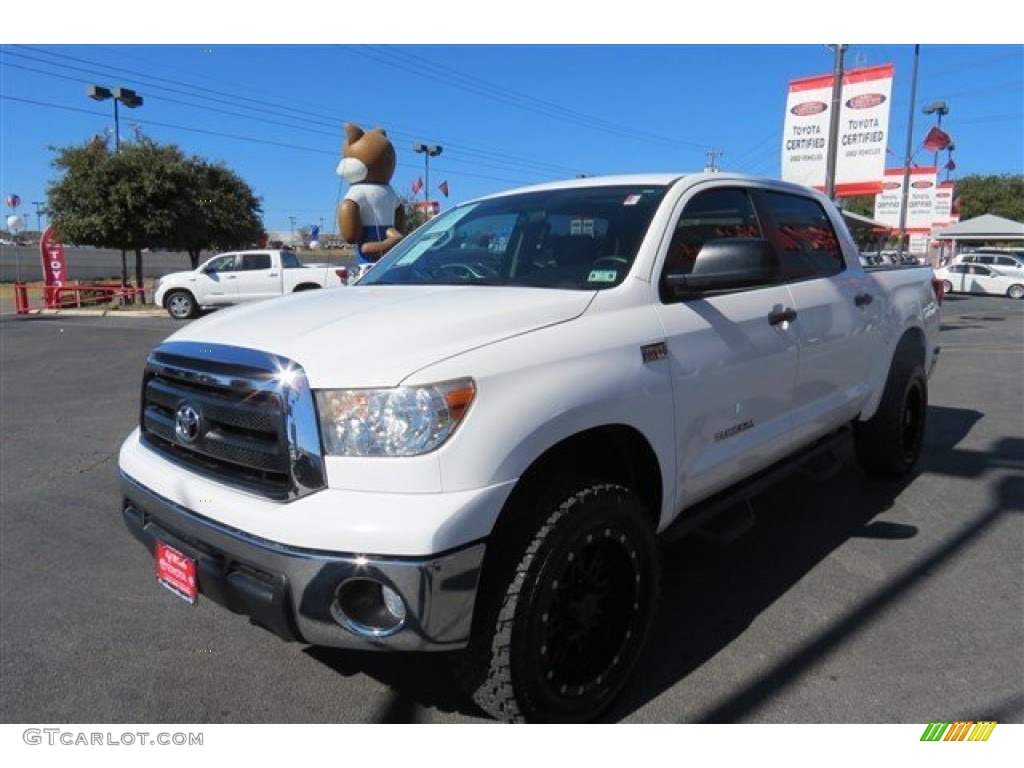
[
  {"xmin": 824, "ymin": 44, "xmax": 847, "ymax": 200},
  {"xmin": 704, "ymin": 150, "xmax": 724, "ymax": 173}
]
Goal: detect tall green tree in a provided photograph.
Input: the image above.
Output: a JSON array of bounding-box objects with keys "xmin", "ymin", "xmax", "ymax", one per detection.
[
  {"xmin": 47, "ymin": 135, "xmax": 265, "ymax": 284},
  {"xmin": 953, "ymin": 174, "xmax": 1024, "ymax": 222},
  {"xmin": 172, "ymin": 159, "xmax": 264, "ymax": 269},
  {"xmin": 48, "ymin": 137, "xmax": 189, "ymax": 287}
]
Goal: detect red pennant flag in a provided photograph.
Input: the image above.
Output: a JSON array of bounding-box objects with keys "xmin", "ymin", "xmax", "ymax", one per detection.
[
  {"xmin": 438, "ymin": 180, "xmax": 449, "ymax": 198},
  {"xmin": 944, "ymin": 158, "xmax": 956, "ymax": 172},
  {"xmin": 411, "ymin": 177, "xmax": 423, "ymax": 194},
  {"xmin": 922, "ymin": 126, "xmax": 952, "ymax": 152}
]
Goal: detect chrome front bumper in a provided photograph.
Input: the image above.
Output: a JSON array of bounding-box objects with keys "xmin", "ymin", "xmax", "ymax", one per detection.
[{"xmin": 120, "ymin": 473, "xmax": 485, "ymax": 651}]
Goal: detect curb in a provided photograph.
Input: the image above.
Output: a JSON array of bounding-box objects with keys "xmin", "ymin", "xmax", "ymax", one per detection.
[{"xmin": 12, "ymin": 308, "xmax": 168, "ymax": 318}]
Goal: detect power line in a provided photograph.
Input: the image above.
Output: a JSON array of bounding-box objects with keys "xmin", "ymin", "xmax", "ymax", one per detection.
[
  {"xmin": 1, "ymin": 94, "xmax": 551, "ymax": 187},
  {"xmin": 350, "ymin": 45, "xmax": 712, "ymax": 152},
  {"xmin": 7, "ymin": 45, "xmax": 587, "ymax": 179}
]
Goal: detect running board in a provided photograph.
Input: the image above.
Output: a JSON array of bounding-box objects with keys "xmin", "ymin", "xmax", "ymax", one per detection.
[{"xmin": 660, "ymin": 427, "xmax": 852, "ymax": 546}]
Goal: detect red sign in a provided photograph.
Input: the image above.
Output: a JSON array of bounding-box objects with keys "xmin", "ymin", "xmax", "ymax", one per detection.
[
  {"xmin": 39, "ymin": 226, "xmax": 68, "ymax": 308},
  {"xmin": 155, "ymin": 541, "xmax": 198, "ymax": 604},
  {"xmin": 845, "ymin": 93, "xmax": 886, "ymax": 109}
]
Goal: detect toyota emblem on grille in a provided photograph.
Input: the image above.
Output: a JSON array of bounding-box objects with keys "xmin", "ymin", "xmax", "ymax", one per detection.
[{"xmin": 174, "ymin": 402, "xmax": 202, "ymax": 444}]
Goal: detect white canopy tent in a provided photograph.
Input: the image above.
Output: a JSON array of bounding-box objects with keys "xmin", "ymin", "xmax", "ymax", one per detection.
[{"xmin": 932, "ymin": 213, "xmax": 1024, "ymax": 242}]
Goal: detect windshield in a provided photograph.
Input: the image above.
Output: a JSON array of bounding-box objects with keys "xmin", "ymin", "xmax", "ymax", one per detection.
[{"xmin": 360, "ymin": 184, "xmax": 668, "ymax": 289}]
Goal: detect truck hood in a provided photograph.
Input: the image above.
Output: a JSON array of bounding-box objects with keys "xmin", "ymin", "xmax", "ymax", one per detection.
[
  {"xmin": 157, "ymin": 269, "xmax": 195, "ymax": 284},
  {"xmin": 166, "ymin": 285, "xmax": 595, "ymax": 386}
]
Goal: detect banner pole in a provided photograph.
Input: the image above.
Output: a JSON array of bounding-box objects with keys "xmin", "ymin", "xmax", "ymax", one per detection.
[{"xmin": 897, "ymin": 44, "xmax": 921, "ymax": 258}]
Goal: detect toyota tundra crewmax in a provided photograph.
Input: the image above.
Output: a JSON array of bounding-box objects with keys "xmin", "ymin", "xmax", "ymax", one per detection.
[{"xmin": 119, "ymin": 174, "xmax": 941, "ymax": 722}]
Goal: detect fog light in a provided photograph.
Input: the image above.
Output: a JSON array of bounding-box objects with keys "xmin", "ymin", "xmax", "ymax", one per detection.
[
  {"xmin": 381, "ymin": 585, "xmax": 406, "ymax": 622},
  {"xmin": 330, "ymin": 578, "xmax": 407, "ymax": 637}
]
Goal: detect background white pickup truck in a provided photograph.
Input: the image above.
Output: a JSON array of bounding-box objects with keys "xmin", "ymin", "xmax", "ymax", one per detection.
[
  {"xmin": 153, "ymin": 249, "xmax": 345, "ymax": 318},
  {"xmin": 120, "ymin": 174, "xmax": 941, "ymax": 722}
]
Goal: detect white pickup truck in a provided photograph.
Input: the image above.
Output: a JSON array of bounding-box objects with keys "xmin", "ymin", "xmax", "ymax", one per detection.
[
  {"xmin": 119, "ymin": 174, "xmax": 941, "ymax": 722},
  {"xmin": 153, "ymin": 249, "xmax": 346, "ymax": 319}
]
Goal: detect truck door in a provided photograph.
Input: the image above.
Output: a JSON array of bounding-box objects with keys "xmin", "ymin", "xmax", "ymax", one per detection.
[
  {"xmin": 755, "ymin": 190, "xmax": 878, "ymax": 445},
  {"xmin": 197, "ymin": 253, "xmax": 241, "ymax": 305},
  {"xmin": 232, "ymin": 252, "xmax": 279, "ymax": 301},
  {"xmin": 654, "ymin": 186, "xmax": 799, "ymax": 510}
]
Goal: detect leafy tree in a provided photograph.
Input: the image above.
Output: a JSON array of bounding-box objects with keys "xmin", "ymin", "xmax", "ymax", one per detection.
[
  {"xmin": 47, "ymin": 135, "xmax": 265, "ymax": 285},
  {"xmin": 172, "ymin": 159, "xmax": 264, "ymax": 269},
  {"xmin": 839, "ymin": 195, "xmax": 875, "ymax": 218},
  {"xmin": 48, "ymin": 137, "xmax": 189, "ymax": 287},
  {"xmin": 399, "ymin": 194, "xmax": 432, "ymax": 233},
  {"xmin": 953, "ymin": 174, "xmax": 1024, "ymax": 222}
]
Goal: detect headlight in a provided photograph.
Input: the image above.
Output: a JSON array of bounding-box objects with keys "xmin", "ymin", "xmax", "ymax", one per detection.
[{"xmin": 316, "ymin": 379, "xmax": 475, "ymax": 457}]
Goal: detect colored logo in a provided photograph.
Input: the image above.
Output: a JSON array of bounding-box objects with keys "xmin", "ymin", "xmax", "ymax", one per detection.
[
  {"xmin": 882, "ymin": 182, "xmax": 901, "ymax": 190},
  {"xmin": 846, "ymin": 93, "xmax": 887, "ymax": 109},
  {"xmin": 920, "ymin": 721, "xmax": 997, "ymax": 742},
  {"xmin": 912, "ymin": 181, "xmax": 935, "ymax": 189},
  {"xmin": 791, "ymin": 101, "xmax": 828, "ymax": 116}
]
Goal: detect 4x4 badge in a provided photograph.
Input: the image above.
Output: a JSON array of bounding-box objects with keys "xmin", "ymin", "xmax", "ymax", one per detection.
[{"xmin": 174, "ymin": 402, "xmax": 202, "ymax": 444}]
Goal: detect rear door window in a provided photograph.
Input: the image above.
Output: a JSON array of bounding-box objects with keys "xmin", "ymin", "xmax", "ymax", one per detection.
[
  {"xmin": 240, "ymin": 253, "xmax": 272, "ymax": 271},
  {"xmin": 758, "ymin": 191, "xmax": 845, "ymax": 280}
]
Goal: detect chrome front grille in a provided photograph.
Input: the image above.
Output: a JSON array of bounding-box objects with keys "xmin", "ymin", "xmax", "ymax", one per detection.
[{"xmin": 139, "ymin": 341, "xmax": 326, "ymax": 500}]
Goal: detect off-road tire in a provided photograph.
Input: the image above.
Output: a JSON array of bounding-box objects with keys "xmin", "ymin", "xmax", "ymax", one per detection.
[
  {"xmin": 854, "ymin": 358, "xmax": 927, "ymax": 478},
  {"xmin": 453, "ymin": 481, "xmax": 659, "ymax": 723}
]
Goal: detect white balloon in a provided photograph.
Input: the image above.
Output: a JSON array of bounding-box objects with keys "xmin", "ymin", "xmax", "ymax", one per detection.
[{"xmin": 6, "ymin": 214, "xmax": 24, "ymax": 231}]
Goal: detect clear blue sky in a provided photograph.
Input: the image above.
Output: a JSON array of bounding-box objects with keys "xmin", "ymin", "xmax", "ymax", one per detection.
[{"xmin": 2, "ymin": 5, "xmax": 1022, "ymax": 236}]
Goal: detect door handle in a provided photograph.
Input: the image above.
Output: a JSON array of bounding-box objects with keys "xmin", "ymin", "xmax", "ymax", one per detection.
[
  {"xmin": 768, "ymin": 306, "xmax": 797, "ymax": 326},
  {"xmin": 268, "ymin": 272, "xmax": 279, "ymax": 277},
  {"xmin": 226, "ymin": 275, "xmax": 237, "ymax": 280},
  {"xmin": 854, "ymin": 292, "xmax": 874, "ymax": 307}
]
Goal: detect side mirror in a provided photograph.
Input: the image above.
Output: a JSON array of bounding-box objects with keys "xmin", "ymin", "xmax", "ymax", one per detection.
[{"xmin": 664, "ymin": 238, "xmax": 780, "ymax": 297}]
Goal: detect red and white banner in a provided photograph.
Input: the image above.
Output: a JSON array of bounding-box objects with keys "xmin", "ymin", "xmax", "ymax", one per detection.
[
  {"xmin": 781, "ymin": 64, "xmax": 894, "ymax": 197},
  {"xmin": 932, "ymin": 181, "xmax": 955, "ymax": 228},
  {"xmin": 40, "ymin": 226, "xmax": 68, "ymax": 289},
  {"xmin": 873, "ymin": 167, "xmax": 938, "ymax": 234}
]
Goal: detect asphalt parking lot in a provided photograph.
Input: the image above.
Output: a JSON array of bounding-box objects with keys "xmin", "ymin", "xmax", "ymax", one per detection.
[{"xmin": 1, "ymin": 294, "xmax": 1021, "ymax": 725}]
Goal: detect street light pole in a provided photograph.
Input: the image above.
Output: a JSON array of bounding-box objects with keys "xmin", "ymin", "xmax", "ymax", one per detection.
[
  {"xmin": 32, "ymin": 201, "xmax": 46, "ymax": 233},
  {"xmin": 922, "ymin": 100, "xmax": 949, "ymax": 168},
  {"xmin": 413, "ymin": 143, "xmax": 443, "ymax": 207},
  {"xmin": 87, "ymin": 85, "xmax": 143, "ymax": 153}
]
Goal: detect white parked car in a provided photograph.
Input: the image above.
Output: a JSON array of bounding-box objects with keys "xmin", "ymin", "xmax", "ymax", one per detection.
[
  {"xmin": 153, "ymin": 249, "xmax": 346, "ymax": 319},
  {"xmin": 936, "ymin": 263, "xmax": 1024, "ymax": 299},
  {"xmin": 950, "ymin": 250, "xmax": 1024, "ymax": 278}
]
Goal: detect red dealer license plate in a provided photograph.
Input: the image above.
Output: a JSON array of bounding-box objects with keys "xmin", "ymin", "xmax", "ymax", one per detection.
[{"xmin": 155, "ymin": 541, "xmax": 198, "ymax": 605}]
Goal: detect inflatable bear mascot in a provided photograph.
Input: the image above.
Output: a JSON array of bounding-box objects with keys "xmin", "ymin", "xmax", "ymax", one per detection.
[{"xmin": 336, "ymin": 123, "xmax": 405, "ymax": 265}]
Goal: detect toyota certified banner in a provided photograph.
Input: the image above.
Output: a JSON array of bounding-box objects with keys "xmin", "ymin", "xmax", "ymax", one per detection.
[
  {"xmin": 781, "ymin": 64, "xmax": 894, "ymax": 197},
  {"xmin": 932, "ymin": 181, "xmax": 956, "ymax": 227},
  {"xmin": 873, "ymin": 167, "xmax": 939, "ymax": 234},
  {"xmin": 39, "ymin": 226, "xmax": 68, "ymax": 291}
]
